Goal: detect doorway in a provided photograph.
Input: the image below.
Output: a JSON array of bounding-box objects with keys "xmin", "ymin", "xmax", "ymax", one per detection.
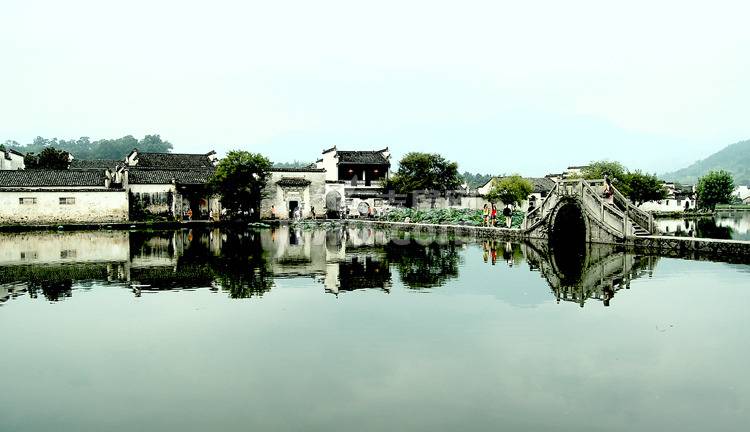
[{"xmin": 288, "ymin": 200, "xmax": 299, "ymax": 219}]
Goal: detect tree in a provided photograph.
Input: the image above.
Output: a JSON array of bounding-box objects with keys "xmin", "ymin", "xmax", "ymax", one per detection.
[
  {"xmin": 485, "ymin": 175, "xmax": 534, "ymax": 206},
  {"xmin": 24, "ymin": 147, "xmax": 70, "ymax": 169},
  {"xmin": 581, "ymin": 160, "xmax": 628, "ymax": 189},
  {"xmin": 387, "ymin": 152, "xmax": 462, "ymax": 194},
  {"xmin": 208, "ymin": 151, "xmax": 272, "ymax": 217},
  {"xmin": 696, "ymin": 170, "xmax": 734, "ymax": 210},
  {"xmin": 2, "ymin": 134, "xmax": 172, "ymax": 160},
  {"xmin": 622, "ymin": 171, "xmax": 667, "ymax": 206}
]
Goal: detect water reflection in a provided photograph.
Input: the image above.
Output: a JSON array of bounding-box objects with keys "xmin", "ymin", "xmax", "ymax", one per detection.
[
  {"xmin": 1, "ymin": 227, "xmax": 659, "ymax": 307},
  {"xmin": 657, "ymin": 211, "xmax": 750, "ymax": 241},
  {"xmin": 524, "ymin": 241, "xmax": 658, "ymax": 307}
]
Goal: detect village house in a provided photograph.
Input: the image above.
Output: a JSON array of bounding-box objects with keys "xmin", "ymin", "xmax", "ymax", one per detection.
[
  {"xmin": 638, "ymin": 182, "xmax": 696, "ymax": 213},
  {"xmin": 732, "ymin": 185, "xmax": 750, "ymax": 205},
  {"xmin": 0, "ymin": 169, "xmax": 128, "ymax": 224},
  {"xmin": 120, "ymin": 149, "xmax": 220, "ymax": 220},
  {"xmin": 260, "ymin": 167, "xmax": 326, "ymax": 220},
  {"xmin": 315, "ymin": 147, "xmax": 391, "ymax": 217},
  {"xmin": 1, "ymin": 147, "xmax": 25, "ymax": 170}
]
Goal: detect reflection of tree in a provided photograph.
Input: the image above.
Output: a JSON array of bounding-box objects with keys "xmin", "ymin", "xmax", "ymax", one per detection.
[
  {"xmin": 0, "ymin": 264, "xmax": 108, "ymax": 302},
  {"xmin": 696, "ymin": 218, "xmax": 733, "ymax": 240},
  {"xmin": 28, "ymin": 280, "xmax": 73, "ymax": 301},
  {"xmin": 338, "ymin": 256, "xmax": 391, "ymax": 292},
  {"xmin": 208, "ymin": 231, "xmax": 274, "ymax": 299},
  {"xmin": 385, "ymin": 239, "xmax": 461, "ymax": 289}
]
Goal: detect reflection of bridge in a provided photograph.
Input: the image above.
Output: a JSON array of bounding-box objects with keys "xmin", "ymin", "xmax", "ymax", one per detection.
[
  {"xmin": 523, "ymin": 179, "xmax": 657, "ymax": 243},
  {"xmin": 524, "ymin": 240, "xmax": 658, "ymax": 307}
]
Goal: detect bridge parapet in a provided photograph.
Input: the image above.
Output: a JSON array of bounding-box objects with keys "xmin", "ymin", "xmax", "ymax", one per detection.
[{"xmin": 523, "ymin": 178, "xmax": 655, "ymax": 243}]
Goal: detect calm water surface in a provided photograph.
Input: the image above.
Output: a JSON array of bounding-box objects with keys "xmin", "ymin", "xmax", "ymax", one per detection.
[
  {"xmin": 1, "ymin": 227, "xmax": 748, "ymax": 432},
  {"xmin": 657, "ymin": 211, "xmax": 750, "ymax": 241}
]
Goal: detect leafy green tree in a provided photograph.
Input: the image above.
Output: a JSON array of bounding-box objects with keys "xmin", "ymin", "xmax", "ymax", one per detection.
[
  {"xmin": 622, "ymin": 171, "xmax": 667, "ymax": 205},
  {"xmin": 24, "ymin": 147, "xmax": 70, "ymax": 169},
  {"xmin": 696, "ymin": 170, "xmax": 735, "ymax": 210},
  {"xmin": 387, "ymin": 152, "xmax": 462, "ymax": 194},
  {"xmin": 485, "ymin": 175, "xmax": 534, "ymax": 206},
  {"xmin": 581, "ymin": 161, "xmax": 628, "ymax": 183},
  {"xmin": 208, "ymin": 151, "xmax": 272, "ymax": 217}
]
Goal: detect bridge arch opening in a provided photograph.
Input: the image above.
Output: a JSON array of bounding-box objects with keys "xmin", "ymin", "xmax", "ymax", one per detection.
[{"xmin": 549, "ymin": 201, "xmax": 587, "ymax": 285}]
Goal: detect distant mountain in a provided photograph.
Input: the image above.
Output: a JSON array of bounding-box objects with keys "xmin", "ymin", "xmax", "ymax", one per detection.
[{"xmin": 663, "ymin": 139, "xmax": 750, "ymax": 186}]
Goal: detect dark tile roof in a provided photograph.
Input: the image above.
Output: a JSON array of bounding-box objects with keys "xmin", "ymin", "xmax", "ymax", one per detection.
[
  {"xmin": 0, "ymin": 170, "xmax": 105, "ymax": 187},
  {"xmin": 276, "ymin": 177, "xmax": 312, "ymax": 187},
  {"xmin": 69, "ymin": 159, "xmax": 120, "ymax": 170},
  {"xmin": 336, "ymin": 150, "xmax": 389, "ymax": 165},
  {"xmin": 3, "ymin": 148, "xmax": 24, "ymax": 160},
  {"xmin": 127, "ymin": 168, "xmax": 215, "ymax": 185},
  {"xmin": 135, "ymin": 152, "xmax": 215, "ymax": 169}
]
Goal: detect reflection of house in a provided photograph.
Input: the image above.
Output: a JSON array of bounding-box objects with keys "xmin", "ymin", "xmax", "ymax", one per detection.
[
  {"xmin": 316, "ymin": 147, "xmax": 391, "ymax": 217},
  {"xmin": 121, "ymin": 149, "xmax": 220, "ymax": 219},
  {"xmin": 1, "ymin": 147, "xmax": 25, "ymax": 170},
  {"xmin": 0, "ymin": 170, "xmax": 128, "ymax": 224},
  {"xmin": 260, "ymin": 225, "xmax": 392, "ymax": 294},
  {"xmin": 261, "ymin": 167, "xmax": 326, "ymax": 219}
]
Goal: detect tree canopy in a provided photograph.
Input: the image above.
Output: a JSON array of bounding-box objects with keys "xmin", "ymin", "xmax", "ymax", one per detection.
[
  {"xmin": 696, "ymin": 170, "xmax": 735, "ymax": 210},
  {"xmin": 208, "ymin": 151, "xmax": 272, "ymax": 217},
  {"xmin": 485, "ymin": 175, "xmax": 534, "ymax": 205},
  {"xmin": 621, "ymin": 171, "xmax": 667, "ymax": 205},
  {"xmin": 3, "ymin": 134, "xmax": 172, "ymax": 160},
  {"xmin": 581, "ymin": 161, "xmax": 628, "ymax": 183},
  {"xmin": 386, "ymin": 152, "xmax": 462, "ymax": 194},
  {"xmin": 24, "ymin": 147, "xmax": 70, "ymax": 169},
  {"xmin": 582, "ymin": 160, "xmax": 668, "ymax": 206}
]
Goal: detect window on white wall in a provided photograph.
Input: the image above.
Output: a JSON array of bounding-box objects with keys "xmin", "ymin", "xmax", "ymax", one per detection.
[
  {"xmin": 59, "ymin": 197, "xmax": 76, "ymax": 205},
  {"xmin": 19, "ymin": 197, "xmax": 37, "ymax": 205}
]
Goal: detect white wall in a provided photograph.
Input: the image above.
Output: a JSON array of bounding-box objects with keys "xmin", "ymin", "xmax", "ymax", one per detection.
[
  {"xmin": 130, "ymin": 183, "xmax": 176, "ymax": 215},
  {"xmin": 317, "ymin": 150, "xmax": 339, "ymax": 182},
  {"xmin": 0, "ymin": 190, "xmax": 128, "ymax": 224},
  {"xmin": 1, "ymin": 152, "xmax": 25, "ymax": 170},
  {"xmin": 0, "ymin": 231, "xmax": 129, "ymax": 265},
  {"xmin": 638, "ymin": 197, "xmax": 694, "ymax": 212}
]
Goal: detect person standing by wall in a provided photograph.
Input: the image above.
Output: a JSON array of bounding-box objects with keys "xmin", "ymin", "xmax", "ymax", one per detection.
[
  {"xmin": 503, "ymin": 204, "xmax": 513, "ymax": 228},
  {"xmin": 482, "ymin": 203, "xmax": 489, "ymax": 227},
  {"xmin": 490, "ymin": 203, "xmax": 497, "ymax": 227}
]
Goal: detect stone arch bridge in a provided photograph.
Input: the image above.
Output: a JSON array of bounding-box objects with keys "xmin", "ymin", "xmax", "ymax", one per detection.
[{"xmin": 522, "ymin": 179, "xmax": 657, "ymax": 243}]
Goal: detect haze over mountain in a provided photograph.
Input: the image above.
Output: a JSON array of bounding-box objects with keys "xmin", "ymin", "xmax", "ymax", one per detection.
[{"xmin": 663, "ymin": 139, "xmax": 750, "ymax": 186}]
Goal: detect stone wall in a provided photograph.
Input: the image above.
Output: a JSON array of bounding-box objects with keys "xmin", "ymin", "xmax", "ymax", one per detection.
[{"xmin": 0, "ymin": 190, "xmax": 128, "ymax": 224}]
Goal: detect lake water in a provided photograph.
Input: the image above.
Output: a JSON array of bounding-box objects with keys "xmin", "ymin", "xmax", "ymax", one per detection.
[
  {"xmin": 656, "ymin": 211, "xmax": 750, "ymax": 241},
  {"xmin": 1, "ymin": 227, "xmax": 749, "ymax": 432}
]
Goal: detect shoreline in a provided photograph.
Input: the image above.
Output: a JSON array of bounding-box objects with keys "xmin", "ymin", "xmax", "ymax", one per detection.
[{"xmin": 1, "ymin": 217, "xmax": 749, "ymax": 263}]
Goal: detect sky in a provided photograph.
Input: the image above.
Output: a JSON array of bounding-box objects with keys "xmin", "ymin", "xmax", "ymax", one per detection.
[{"xmin": 1, "ymin": 0, "xmax": 748, "ymax": 176}]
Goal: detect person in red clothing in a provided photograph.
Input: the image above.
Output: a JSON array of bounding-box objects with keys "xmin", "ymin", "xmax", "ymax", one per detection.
[{"xmin": 490, "ymin": 203, "xmax": 497, "ymax": 227}]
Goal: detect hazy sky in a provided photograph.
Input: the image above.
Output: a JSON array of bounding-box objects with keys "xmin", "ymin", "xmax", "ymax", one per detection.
[{"xmin": 1, "ymin": 0, "xmax": 748, "ymax": 176}]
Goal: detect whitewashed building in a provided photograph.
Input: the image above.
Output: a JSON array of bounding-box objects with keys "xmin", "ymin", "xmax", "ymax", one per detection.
[
  {"xmin": 315, "ymin": 147, "xmax": 391, "ymax": 217},
  {"xmin": 1, "ymin": 148, "xmax": 25, "ymax": 170},
  {"xmin": 638, "ymin": 183, "xmax": 696, "ymax": 213},
  {"xmin": 260, "ymin": 167, "xmax": 327, "ymax": 219},
  {"xmin": 732, "ymin": 186, "xmax": 750, "ymax": 204},
  {"xmin": 0, "ymin": 170, "xmax": 128, "ymax": 224}
]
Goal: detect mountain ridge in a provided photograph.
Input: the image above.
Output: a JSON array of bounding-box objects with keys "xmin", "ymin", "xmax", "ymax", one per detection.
[{"xmin": 662, "ymin": 139, "xmax": 750, "ymax": 186}]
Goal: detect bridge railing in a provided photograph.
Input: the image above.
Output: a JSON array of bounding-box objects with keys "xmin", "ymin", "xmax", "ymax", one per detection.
[
  {"xmin": 610, "ymin": 186, "xmax": 655, "ymax": 233},
  {"xmin": 523, "ymin": 181, "xmax": 560, "ymax": 231},
  {"xmin": 576, "ymin": 179, "xmax": 633, "ymax": 237}
]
